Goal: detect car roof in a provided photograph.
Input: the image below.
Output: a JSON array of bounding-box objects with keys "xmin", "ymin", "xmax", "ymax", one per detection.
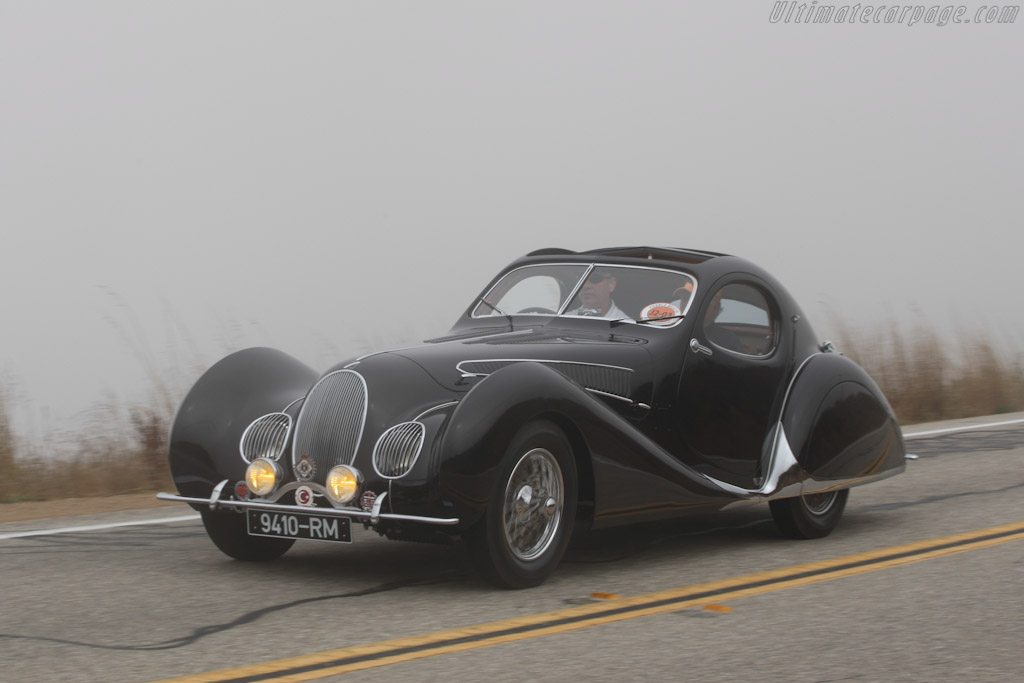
[{"xmin": 525, "ymin": 245, "xmax": 727, "ymax": 264}]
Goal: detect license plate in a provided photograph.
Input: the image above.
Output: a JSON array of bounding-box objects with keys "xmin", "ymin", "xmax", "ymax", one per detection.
[{"xmin": 247, "ymin": 510, "xmax": 352, "ymax": 544}]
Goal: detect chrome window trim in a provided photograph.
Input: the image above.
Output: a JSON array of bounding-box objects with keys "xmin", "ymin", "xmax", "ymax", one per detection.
[
  {"xmin": 470, "ymin": 263, "xmax": 591, "ymax": 320},
  {"xmin": 701, "ymin": 282, "xmax": 778, "ymax": 358},
  {"xmin": 556, "ymin": 262, "xmax": 700, "ymax": 325},
  {"xmin": 371, "ymin": 421, "xmax": 427, "ymax": 480},
  {"xmin": 469, "ymin": 262, "xmax": 699, "ymax": 329},
  {"xmin": 414, "ymin": 401, "xmax": 459, "ymax": 420}
]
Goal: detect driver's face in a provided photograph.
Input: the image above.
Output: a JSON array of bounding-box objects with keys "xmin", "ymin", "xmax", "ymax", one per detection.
[{"xmin": 580, "ymin": 273, "xmax": 616, "ymax": 314}]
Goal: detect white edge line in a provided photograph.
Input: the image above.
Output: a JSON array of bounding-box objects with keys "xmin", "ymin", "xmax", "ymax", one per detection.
[
  {"xmin": 0, "ymin": 514, "xmax": 200, "ymax": 541},
  {"xmin": 903, "ymin": 417, "xmax": 1024, "ymax": 439}
]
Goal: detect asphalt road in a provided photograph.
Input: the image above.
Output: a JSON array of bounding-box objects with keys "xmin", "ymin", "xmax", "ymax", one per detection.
[{"xmin": 1, "ymin": 414, "xmax": 1022, "ymax": 682}]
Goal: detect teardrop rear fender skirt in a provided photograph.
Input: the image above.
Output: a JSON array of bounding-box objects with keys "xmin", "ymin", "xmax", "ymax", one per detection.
[{"xmin": 780, "ymin": 353, "xmax": 907, "ymax": 481}]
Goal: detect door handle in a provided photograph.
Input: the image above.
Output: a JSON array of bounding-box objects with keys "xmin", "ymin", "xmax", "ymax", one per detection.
[{"xmin": 690, "ymin": 338, "xmax": 713, "ymax": 356}]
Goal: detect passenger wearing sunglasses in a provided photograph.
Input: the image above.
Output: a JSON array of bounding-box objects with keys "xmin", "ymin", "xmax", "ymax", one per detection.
[{"xmin": 569, "ymin": 269, "xmax": 628, "ymax": 319}]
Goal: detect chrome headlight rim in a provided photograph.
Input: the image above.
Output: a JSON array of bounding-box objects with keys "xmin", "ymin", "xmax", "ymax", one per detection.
[
  {"xmin": 325, "ymin": 465, "xmax": 363, "ymax": 505},
  {"xmin": 245, "ymin": 458, "xmax": 284, "ymax": 497}
]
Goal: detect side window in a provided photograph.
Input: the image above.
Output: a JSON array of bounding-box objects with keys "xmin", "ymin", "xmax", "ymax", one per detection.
[{"xmin": 703, "ymin": 283, "xmax": 776, "ymax": 356}]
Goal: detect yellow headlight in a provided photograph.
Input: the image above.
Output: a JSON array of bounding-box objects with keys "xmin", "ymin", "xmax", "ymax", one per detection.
[
  {"xmin": 325, "ymin": 465, "xmax": 362, "ymax": 504},
  {"xmin": 246, "ymin": 458, "xmax": 280, "ymax": 496}
]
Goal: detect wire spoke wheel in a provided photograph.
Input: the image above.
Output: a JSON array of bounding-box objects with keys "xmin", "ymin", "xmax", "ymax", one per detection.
[
  {"xmin": 502, "ymin": 448, "xmax": 564, "ymax": 561},
  {"xmin": 802, "ymin": 490, "xmax": 840, "ymax": 516},
  {"xmin": 468, "ymin": 420, "xmax": 577, "ymax": 589},
  {"xmin": 769, "ymin": 488, "xmax": 849, "ymax": 540}
]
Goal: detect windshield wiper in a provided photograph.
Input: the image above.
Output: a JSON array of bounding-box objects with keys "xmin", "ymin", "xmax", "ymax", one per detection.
[
  {"xmin": 610, "ymin": 314, "xmax": 685, "ymax": 327},
  {"xmin": 477, "ymin": 297, "xmax": 513, "ymax": 328}
]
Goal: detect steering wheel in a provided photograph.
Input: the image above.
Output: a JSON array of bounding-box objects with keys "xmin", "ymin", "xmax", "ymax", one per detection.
[{"xmin": 517, "ymin": 307, "xmax": 556, "ymax": 314}]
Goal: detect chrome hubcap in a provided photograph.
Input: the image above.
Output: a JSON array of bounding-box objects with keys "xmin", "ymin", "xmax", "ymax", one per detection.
[
  {"xmin": 803, "ymin": 490, "xmax": 839, "ymax": 516},
  {"xmin": 503, "ymin": 448, "xmax": 564, "ymax": 561}
]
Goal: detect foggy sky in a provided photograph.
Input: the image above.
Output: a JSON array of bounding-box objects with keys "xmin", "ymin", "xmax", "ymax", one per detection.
[{"xmin": 1, "ymin": 2, "xmax": 1021, "ymax": 437}]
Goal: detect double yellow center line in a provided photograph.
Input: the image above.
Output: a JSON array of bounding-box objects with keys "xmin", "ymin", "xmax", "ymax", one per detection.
[{"xmin": 155, "ymin": 521, "xmax": 1024, "ymax": 683}]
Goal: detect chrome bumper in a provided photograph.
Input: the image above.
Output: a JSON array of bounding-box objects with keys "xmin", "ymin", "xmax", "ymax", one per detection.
[{"xmin": 156, "ymin": 480, "xmax": 459, "ymax": 526}]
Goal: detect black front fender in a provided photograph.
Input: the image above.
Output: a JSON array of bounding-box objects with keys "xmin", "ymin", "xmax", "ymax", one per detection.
[
  {"xmin": 438, "ymin": 362, "xmax": 738, "ymax": 531},
  {"xmin": 169, "ymin": 347, "xmax": 319, "ymax": 503}
]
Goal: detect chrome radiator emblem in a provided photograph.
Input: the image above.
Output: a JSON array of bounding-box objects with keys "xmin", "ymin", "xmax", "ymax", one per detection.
[
  {"xmin": 296, "ymin": 455, "xmax": 315, "ymax": 481},
  {"xmin": 361, "ymin": 491, "xmax": 377, "ymax": 512}
]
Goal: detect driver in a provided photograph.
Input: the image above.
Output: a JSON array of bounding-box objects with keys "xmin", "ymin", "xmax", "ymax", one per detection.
[{"xmin": 570, "ymin": 269, "xmax": 628, "ymax": 318}]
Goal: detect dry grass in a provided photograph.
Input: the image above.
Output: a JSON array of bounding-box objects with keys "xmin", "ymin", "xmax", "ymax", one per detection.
[
  {"xmin": 2, "ymin": 324, "xmax": 1024, "ymax": 503},
  {"xmin": 832, "ymin": 324, "xmax": 1024, "ymax": 424},
  {"xmin": 0, "ymin": 391, "xmax": 173, "ymax": 504}
]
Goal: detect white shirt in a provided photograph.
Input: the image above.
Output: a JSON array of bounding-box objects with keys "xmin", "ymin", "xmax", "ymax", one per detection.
[{"xmin": 568, "ymin": 300, "xmax": 630, "ymax": 320}]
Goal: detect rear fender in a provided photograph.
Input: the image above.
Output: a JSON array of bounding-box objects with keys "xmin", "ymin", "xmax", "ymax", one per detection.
[
  {"xmin": 781, "ymin": 353, "xmax": 906, "ymax": 486},
  {"xmin": 169, "ymin": 348, "xmax": 319, "ymax": 503}
]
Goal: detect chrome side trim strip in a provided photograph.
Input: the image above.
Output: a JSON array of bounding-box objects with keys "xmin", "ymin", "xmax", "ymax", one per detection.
[
  {"xmin": 155, "ymin": 492, "xmax": 460, "ymax": 526},
  {"xmin": 583, "ymin": 387, "xmax": 636, "ymax": 405},
  {"xmin": 456, "ymin": 358, "xmax": 635, "ymax": 374},
  {"xmin": 457, "ymin": 358, "xmax": 638, "ymax": 402},
  {"xmin": 353, "ymin": 330, "xmax": 538, "ymax": 364},
  {"xmin": 700, "ymin": 424, "xmax": 803, "ymax": 500},
  {"xmin": 414, "ymin": 401, "xmax": 459, "ymax": 420}
]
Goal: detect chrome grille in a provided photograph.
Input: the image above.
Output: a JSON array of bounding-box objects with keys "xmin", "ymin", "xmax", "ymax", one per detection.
[
  {"xmin": 240, "ymin": 412, "xmax": 292, "ymax": 462},
  {"xmin": 372, "ymin": 422, "xmax": 425, "ymax": 478},
  {"xmin": 292, "ymin": 370, "xmax": 367, "ymax": 480},
  {"xmin": 457, "ymin": 360, "xmax": 633, "ymax": 399}
]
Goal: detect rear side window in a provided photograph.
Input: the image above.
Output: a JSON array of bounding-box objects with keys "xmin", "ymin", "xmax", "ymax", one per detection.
[{"xmin": 703, "ymin": 283, "xmax": 776, "ymax": 356}]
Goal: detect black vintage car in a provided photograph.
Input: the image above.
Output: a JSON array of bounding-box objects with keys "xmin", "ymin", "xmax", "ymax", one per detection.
[{"xmin": 160, "ymin": 246, "xmax": 906, "ymax": 588}]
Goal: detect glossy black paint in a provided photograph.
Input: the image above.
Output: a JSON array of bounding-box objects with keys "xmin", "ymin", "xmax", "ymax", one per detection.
[{"xmin": 168, "ymin": 246, "xmax": 906, "ymax": 539}]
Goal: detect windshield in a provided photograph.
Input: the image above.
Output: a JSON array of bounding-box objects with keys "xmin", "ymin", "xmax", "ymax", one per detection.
[{"xmin": 472, "ymin": 264, "xmax": 697, "ymax": 327}]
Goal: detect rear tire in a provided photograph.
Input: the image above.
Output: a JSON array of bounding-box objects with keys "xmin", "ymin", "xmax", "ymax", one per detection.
[
  {"xmin": 200, "ymin": 509, "xmax": 294, "ymax": 561},
  {"xmin": 467, "ymin": 420, "xmax": 577, "ymax": 589},
  {"xmin": 769, "ymin": 489, "xmax": 849, "ymax": 539}
]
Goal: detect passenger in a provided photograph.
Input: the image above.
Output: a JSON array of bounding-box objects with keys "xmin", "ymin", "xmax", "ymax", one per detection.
[
  {"xmin": 671, "ymin": 282, "xmax": 694, "ymax": 309},
  {"xmin": 570, "ymin": 269, "xmax": 628, "ymax": 318}
]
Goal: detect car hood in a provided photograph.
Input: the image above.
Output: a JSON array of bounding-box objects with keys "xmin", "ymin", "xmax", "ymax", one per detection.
[{"xmin": 372, "ymin": 326, "xmax": 655, "ymax": 406}]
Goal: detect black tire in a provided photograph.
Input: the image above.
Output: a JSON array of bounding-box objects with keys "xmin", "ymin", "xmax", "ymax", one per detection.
[
  {"xmin": 200, "ymin": 509, "xmax": 294, "ymax": 561},
  {"xmin": 468, "ymin": 420, "xmax": 578, "ymax": 589},
  {"xmin": 769, "ymin": 488, "xmax": 849, "ymax": 540}
]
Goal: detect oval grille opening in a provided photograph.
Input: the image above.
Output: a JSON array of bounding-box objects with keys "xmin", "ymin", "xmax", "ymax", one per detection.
[
  {"xmin": 240, "ymin": 413, "xmax": 292, "ymax": 462},
  {"xmin": 373, "ymin": 422, "xmax": 425, "ymax": 478},
  {"xmin": 292, "ymin": 370, "xmax": 367, "ymax": 481}
]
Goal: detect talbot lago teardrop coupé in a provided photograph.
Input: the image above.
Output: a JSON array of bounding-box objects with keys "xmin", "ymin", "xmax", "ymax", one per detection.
[{"xmin": 159, "ymin": 246, "xmax": 906, "ymax": 588}]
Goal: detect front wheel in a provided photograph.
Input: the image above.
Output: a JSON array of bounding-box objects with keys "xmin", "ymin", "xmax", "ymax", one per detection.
[
  {"xmin": 468, "ymin": 420, "xmax": 578, "ymax": 589},
  {"xmin": 769, "ymin": 488, "xmax": 849, "ymax": 539},
  {"xmin": 200, "ymin": 509, "xmax": 294, "ymax": 561}
]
